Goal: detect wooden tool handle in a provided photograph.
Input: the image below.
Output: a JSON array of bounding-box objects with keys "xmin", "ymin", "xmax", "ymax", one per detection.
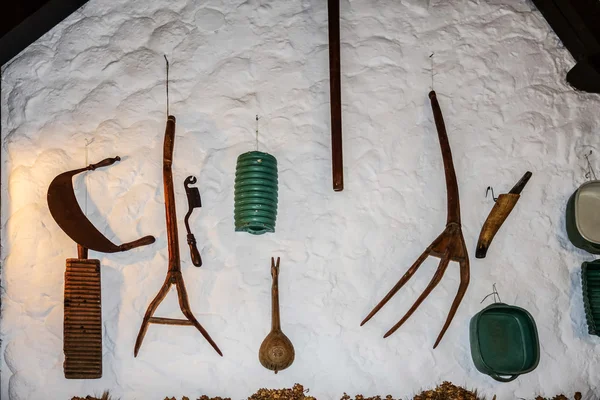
[
  {"xmin": 88, "ymin": 156, "xmax": 121, "ymax": 170},
  {"xmin": 328, "ymin": 0, "xmax": 344, "ymax": 192},
  {"xmin": 429, "ymin": 91, "xmax": 460, "ymax": 225},
  {"xmin": 187, "ymin": 234, "xmax": 202, "ymax": 267},
  {"xmin": 119, "ymin": 235, "xmax": 156, "ymax": 251},
  {"xmin": 475, "ymin": 194, "xmax": 520, "ymax": 258},
  {"xmin": 163, "ymin": 116, "xmax": 181, "ymax": 272},
  {"xmin": 271, "ymin": 257, "xmax": 281, "ymax": 331},
  {"xmin": 77, "ymin": 244, "xmax": 88, "ymax": 259},
  {"xmin": 509, "ymin": 171, "xmax": 533, "ymax": 194}
]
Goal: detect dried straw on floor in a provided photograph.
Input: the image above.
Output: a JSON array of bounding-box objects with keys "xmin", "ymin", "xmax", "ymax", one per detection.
[
  {"xmin": 70, "ymin": 383, "xmax": 584, "ymax": 400},
  {"xmin": 71, "ymin": 392, "xmax": 113, "ymax": 400},
  {"xmin": 341, "ymin": 381, "xmax": 486, "ymax": 400},
  {"xmin": 248, "ymin": 384, "xmax": 316, "ymax": 400}
]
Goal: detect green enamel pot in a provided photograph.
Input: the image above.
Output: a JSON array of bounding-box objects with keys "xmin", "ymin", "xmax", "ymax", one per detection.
[
  {"xmin": 566, "ymin": 181, "xmax": 600, "ymax": 254},
  {"xmin": 470, "ymin": 303, "xmax": 540, "ymax": 382}
]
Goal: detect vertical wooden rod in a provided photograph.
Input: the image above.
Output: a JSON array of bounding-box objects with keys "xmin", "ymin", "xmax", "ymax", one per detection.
[
  {"xmin": 271, "ymin": 258, "xmax": 281, "ymax": 331},
  {"xmin": 77, "ymin": 244, "xmax": 88, "ymax": 259},
  {"xmin": 163, "ymin": 116, "xmax": 181, "ymax": 272},
  {"xmin": 328, "ymin": 0, "xmax": 344, "ymax": 191},
  {"xmin": 429, "ymin": 91, "xmax": 460, "ymax": 225}
]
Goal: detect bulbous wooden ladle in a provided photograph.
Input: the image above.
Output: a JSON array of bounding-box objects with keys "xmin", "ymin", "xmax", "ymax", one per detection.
[{"xmin": 259, "ymin": 257, "xmax": 295, "ymax": 374}]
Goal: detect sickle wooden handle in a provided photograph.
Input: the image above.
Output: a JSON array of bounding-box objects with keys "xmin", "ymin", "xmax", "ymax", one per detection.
[
  {"xmin": 119, "ymin": 235, "xmax": 156, "ymax": 251},
  {"xmin": 88, "ymin": 156, "xmax": 121, "ymax": 170},
  {"xmin": 475, "ymin": 193, "xmax": 520, "ymax": 258}
]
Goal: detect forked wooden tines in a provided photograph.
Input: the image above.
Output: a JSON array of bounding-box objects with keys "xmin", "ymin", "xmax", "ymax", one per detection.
[{"xmin": 361, "ymin": 91, "xmax": 470, "ymax": 348}]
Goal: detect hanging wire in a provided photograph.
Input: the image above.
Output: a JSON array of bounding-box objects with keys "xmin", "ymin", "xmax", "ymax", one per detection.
[
  {"xmin": 430, "ymin": 52, "xmax": 435, "ymax": 90},
  {"xmin": 255, "ymin": 114, "xmax": 260, "ymax": 151},
  {"xmin": 584, "ymin": 150, "xmax": 597, "ymax": 180},
  {"xmin": 164, "ymin": 55, "xmax": 170, "ymax": 116},
  {"xmin": 480, "ymin": 283, "xmax": 502, "ymax": 304},
  {"xmin": 485, "ymin": 186, "xmax": 498, "ymax": 202},
  {"xmin": 84, "ymin": 138, "xmax": 95, "ymax": 216}
]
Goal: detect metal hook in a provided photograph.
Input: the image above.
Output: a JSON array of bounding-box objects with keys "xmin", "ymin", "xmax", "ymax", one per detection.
[
  {"xmin": 255, "ymin": 114, "xmax": 260, "ymax": 151},
  {"xmin": 485, "ymin": 186, "xmax": 498, "ymax": 202},
  {"xmin": 584, "ymin": 150, "xmax": 597, "ymax": 180},
  {"xmin": 164, "ymin": 55, "xmax": 170, "ymax": 116},
  {"xmin": 83, "ymin": 138, "xmax": 95, "ymax": 216},
  {"xmin": 480, "ymin": 283, "xmax": 502, "ymax": 304},
  {"xmin": 429, "ymin": 52, "xmax": 435, "ymax": 90}
]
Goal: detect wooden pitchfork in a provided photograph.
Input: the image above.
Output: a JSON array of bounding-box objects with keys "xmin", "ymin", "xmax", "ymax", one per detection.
[
  {"xmin": 134, "ymin": 57, "xmax": 222, "ymax": 357},
  {"xmin": 133, "ymin": 115, "xmax": 222, "ymax": 357},
  {"xmin": 361, "ymin": 91, "xmax": 470, "ymax": 348}
]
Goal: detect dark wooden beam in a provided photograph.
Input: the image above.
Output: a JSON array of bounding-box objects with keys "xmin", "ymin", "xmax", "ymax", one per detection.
[
  {"xmin": 328, "ymin": 0, "xmax": 344, "ymax": 191},
  {"xmin": 531, "ymin": 0, "xmax": 600, "ymax": 93},
  {"xmin": 1, "ymin": 0, "xmax": 90, "ymax": 66}
]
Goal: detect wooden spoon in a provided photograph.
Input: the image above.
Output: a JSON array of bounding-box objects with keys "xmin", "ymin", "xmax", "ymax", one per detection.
[{"xmin": 259, "ymin": 257, "xmax": 295, "ymax": 374}]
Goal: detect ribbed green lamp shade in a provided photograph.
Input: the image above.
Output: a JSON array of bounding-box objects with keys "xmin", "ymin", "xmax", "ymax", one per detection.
[{"xmin": 234, "ymin": 151, "xmax": 278, "ymax": 235}]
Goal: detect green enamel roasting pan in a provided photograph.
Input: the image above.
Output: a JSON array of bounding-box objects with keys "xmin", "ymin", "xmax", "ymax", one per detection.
[
  {"xmin": 470, "ymin": 303, "xmax": 540, "ymax": 382},
  {"xmin": 566, "ymin": 181, "xmax": 600, "ymax": 254}
]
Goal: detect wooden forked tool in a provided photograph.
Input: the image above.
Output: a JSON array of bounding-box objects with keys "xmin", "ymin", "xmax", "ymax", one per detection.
[
  {"xmin": 361, "ymin": 91, "xmax": 470, "ymax": 348},
  {"xmin": 133, "ymin": 115, "xmax": 222, "ymax": 357},
  {"xmin": 134, "ymin": 57, "xmax": 221, "ymax": 357}
]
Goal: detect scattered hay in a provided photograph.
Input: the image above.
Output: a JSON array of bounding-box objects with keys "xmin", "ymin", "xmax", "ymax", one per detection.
[
  {"xmin": 413, "ymin": 381, "xmax": 485, "ymax": 400},
  {"xmin": 164, "ymin": 397, "xmax": 231, "ymax": 400},
  {"xmin": 534, "ymin": 393, "xmax": 582, "ymax": 400},
  {"xmin": 248, "ymin": 383, "xmax": 316, "ymax": 400},
  {"xmin": 341, "ymin": 381, "xmax": 486, "ymax": 400},
  {"xmin": 71, "ymin": 391, "xmax": 114, "ymax": 400},
  {"xmin": 340, "ymin": 394, "xmax": 397, "ymax": 400},
  {"xmin": 70, "ymin": 384, "xmax": 586, "ymax": 400}
]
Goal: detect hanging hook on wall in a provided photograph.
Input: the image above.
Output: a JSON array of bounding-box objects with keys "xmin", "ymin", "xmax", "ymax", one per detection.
[
  {"xmin": 430, "ymin": 52, "xmax": 435, "ymax": 91},
  {"xmin": 485, "ymin": 186, "xmax": 498, "ymax": 202},
  {"xmin": 255, "ymin": 114, "xmax": 260, "ymax": 151},
  {"xmin": 164, "ymin": 55, "xmax": 170, "ymax": 116},
  {"xmin": 480, "ymin": 283, "xmax": 502, "ymax": 304},
  {"xmin": 584, "ymin": 150, "xmax": 597, "ymax": 180},
  {"xmin": 83, "ymin": 138, "xmax": 95, "ymax": 216}
]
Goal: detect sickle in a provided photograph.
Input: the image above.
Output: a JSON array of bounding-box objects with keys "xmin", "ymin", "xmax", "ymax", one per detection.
[{"xmin": 47, "ymin": 156, "xmax": 155, "ymax": 253}]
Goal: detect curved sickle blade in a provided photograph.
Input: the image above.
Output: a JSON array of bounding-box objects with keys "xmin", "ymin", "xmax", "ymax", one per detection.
[{"xmin": 47, "ymin": 159, "xmax": 155, "ymax": 253}]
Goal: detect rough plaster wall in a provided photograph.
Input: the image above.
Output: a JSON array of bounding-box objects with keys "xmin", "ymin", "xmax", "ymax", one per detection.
[{"xmin": 2, "ymin": 0, "xmax": 600, "ymax": 398}]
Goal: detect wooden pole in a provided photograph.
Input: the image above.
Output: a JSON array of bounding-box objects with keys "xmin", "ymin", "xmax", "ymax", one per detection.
[{"xmin": 328, "ymin": 0, "xmax": 344, "ymax": 191}]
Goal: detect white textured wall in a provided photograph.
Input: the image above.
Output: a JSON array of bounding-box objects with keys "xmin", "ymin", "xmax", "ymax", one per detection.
[{"xmin": 2, "ymin": 0, "xmax": 600, "ymax": 399}]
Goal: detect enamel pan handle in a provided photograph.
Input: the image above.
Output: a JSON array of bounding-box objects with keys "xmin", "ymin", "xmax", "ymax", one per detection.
[{"xmin": 490, "ymin": 373, "xmax": 519, "ymax": 382}]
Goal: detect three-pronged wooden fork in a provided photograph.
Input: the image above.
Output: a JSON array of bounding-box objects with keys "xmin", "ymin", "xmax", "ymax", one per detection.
[{"xmin": 361, "ymin": 91, "xmax": 470, "ymax": 348}]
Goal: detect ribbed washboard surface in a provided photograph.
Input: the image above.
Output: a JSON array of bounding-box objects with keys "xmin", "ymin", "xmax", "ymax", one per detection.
[{"xmin": 64, "ymin": 259, "xmax": 102, "ymax": 379}]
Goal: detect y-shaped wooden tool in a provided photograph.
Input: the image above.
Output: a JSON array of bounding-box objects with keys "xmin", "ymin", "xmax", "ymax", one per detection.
[
  {"xmin": 361, "ymin": 91, "xmax": 470, "ymax": 348},
  {"xmin": 133, "ymin": 116, "xmax": 222, "ymax": 357}
]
